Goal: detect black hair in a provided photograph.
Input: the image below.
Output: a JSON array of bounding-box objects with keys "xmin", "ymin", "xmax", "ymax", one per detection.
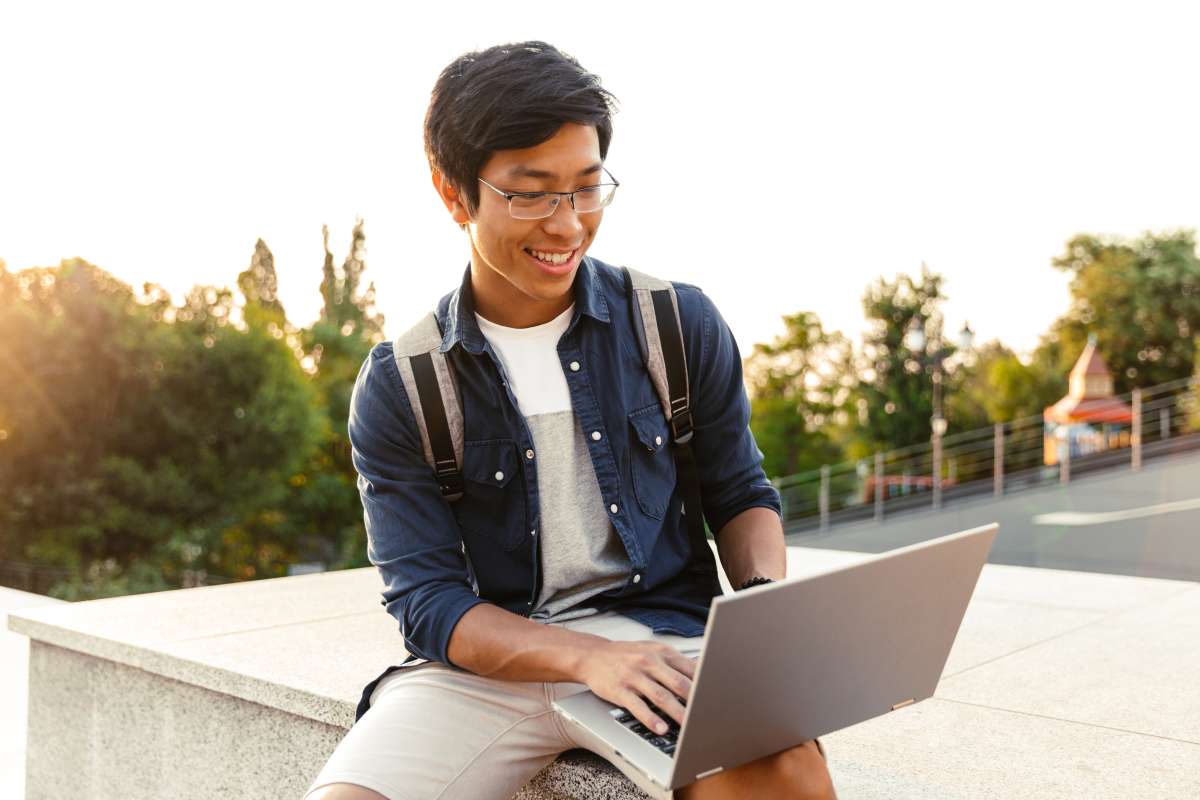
[{"xmin": 424, "ymin": 41, "xmax": 619, "ymax": 217}]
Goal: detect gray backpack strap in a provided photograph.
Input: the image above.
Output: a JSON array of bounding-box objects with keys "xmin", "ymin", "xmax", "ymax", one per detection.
[
  {"xmin": 622, "ymin": 267, "xmax": 717, "ymax": 566},
  {"xmin": 393, "ymin": 312, "xmax": 465, "ymax": 501},
  {"xmin": 623, "ymin": 267, "xmax": 690, "ymax": 433}
]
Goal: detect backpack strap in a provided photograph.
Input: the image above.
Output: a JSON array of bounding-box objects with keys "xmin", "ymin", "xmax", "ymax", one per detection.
[
  {"xmin": 622, "ymin": 267, "xmax": 716, "ymax": 563},
  {"xmin": 392, "ymin": 312, "xmax": 465, "ymax": 501}
]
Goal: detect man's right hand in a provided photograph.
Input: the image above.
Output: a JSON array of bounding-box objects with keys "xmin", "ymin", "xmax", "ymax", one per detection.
[{"xmin": 577, "ymin": 639, "xmax": 696, "ymax": 735}]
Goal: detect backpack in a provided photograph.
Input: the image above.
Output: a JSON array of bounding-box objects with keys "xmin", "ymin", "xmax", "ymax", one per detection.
[{"xmin": 390, "ymin": 265, "xmax": 713, "ymax": 573}]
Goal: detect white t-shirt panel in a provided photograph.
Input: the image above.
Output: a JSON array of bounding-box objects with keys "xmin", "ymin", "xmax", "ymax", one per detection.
[{"xmin": 475, "ymin": 305, "xmax": 631, "ymax": 620}]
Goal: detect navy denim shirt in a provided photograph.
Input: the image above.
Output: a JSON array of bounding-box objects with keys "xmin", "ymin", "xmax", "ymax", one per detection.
[{"xmin": 348, "ymin": 255, "xmax": 780, "ymax": 719}]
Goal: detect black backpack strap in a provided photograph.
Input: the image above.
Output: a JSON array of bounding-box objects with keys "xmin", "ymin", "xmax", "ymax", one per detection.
[
  {"xmin": 623, "ymin": 267, "xmax": 717, "ymax": 568},
  {"xmin": 392, "ymin": 312, "xmax": 464, "ymax": 501}
]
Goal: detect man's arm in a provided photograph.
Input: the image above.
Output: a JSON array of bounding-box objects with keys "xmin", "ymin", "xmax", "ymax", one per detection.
[
  {"xmin": 447, "ymin": 604, "xmax": 695, "ymax": 736},
  {"xmin": 715, "ymin": 505, "xmax": 787, "ymax": 588},
  {"xmin": 680, "ymin": 287, "xmax": 786, "ymax": 572}
]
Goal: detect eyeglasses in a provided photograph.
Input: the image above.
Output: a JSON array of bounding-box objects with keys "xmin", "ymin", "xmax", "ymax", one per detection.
[{"xmin": 477, "ymin": 166, "xmax": 620, "ymax": 220}]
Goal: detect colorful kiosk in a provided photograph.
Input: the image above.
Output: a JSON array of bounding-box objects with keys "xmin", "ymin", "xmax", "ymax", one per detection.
[{"xmin": 1044, "ymin": 337, "xmax": 1133, "ymax": 465}]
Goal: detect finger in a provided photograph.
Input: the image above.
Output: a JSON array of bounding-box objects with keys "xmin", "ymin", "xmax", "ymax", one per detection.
[
  {"xmin": 663, "ymin": 648, "xmax": 697, "ymax": 681},
  {"xmin": 636, "ymin": 676, "xmax": 688, "ymax": 727},
  {"xmin": 648, "ymin": 659, "xmax": 693, "ymax": 708},
  {"xmin": 620, "ymin": 691, "xmax": 670, "ymax": 736}
]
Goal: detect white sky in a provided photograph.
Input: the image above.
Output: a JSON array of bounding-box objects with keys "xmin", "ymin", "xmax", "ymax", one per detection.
[{"xmin": 2, "ymin": 1, "xmax": 1197, "ymax": 360}]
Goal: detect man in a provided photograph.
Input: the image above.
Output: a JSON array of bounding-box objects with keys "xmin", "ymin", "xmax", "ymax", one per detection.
[{"xmin": 306, "ymin": 41, "xmax": 836, "ymax": 800}]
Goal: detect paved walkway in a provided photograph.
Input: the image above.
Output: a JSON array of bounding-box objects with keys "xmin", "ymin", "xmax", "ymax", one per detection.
[
  {"xmin": 790, "ymin": 450, "xmax": 1200, "ymax": 581},
  {"xmin": 1, "ymin": 587, "xmax": 65, "ymax": 798}
]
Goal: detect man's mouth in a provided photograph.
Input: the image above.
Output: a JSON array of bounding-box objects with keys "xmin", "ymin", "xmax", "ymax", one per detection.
[
  {"xmin": 524, "ymin": 247, "xmax": 577, "ymax": 266},
  {"xmin": 523, "ymin": 247, "xmax": 580, "ymax": 275}
]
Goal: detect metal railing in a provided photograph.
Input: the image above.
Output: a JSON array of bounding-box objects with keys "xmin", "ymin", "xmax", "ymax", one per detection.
[{"xmin": 775, "ymin": 376, "xmax": 1200, "ymax": 533}]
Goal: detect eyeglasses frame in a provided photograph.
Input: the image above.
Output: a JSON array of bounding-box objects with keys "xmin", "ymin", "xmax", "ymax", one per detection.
[{"xmin": 477, "ymin": 166, "xmax": 620, "ymax": 219}]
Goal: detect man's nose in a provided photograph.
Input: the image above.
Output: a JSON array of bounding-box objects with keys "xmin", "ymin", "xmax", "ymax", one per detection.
[{"xmin": 541, "ymin": 196, "xmax": 586, "ymax": 239}]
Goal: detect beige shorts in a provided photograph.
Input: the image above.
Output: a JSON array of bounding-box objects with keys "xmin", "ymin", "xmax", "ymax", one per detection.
[
  {"xmin": 305, "ymin": 611, "xmax": 706, "ymax": 800},
  {"xmin": 307, "ymin": 609, "xmax": 700, "ymax": 796}
]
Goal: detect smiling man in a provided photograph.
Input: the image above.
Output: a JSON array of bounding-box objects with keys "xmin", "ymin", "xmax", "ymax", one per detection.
[{"xmin": 305, "ymin": 42, "xmax": 836, "ymax": 800}]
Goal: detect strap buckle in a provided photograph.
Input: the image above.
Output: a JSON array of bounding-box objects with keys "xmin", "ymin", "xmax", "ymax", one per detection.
[
  {"xmin": 670, "ymin": 406, "xmax": 694, "ymax": 445},
  {"xmin": 434, "ymin": 458, "xmax": 464, "ymax": 501}
]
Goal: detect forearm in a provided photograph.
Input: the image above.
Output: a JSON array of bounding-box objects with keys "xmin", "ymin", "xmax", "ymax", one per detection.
[
  {"xmin": 716, "ymin": 505, "xmax": 787, "ymax": 588},
  {"xmin": 445, "ymin": 602, "xmax": 608, "ymax": 683}
]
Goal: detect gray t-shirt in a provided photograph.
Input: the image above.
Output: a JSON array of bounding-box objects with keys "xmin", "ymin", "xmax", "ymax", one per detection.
[{"xmin": 475, "ymin": 304, "xmax": 631, "ymax": 621}]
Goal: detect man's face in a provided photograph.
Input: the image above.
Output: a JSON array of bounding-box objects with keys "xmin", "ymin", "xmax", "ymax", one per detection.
[{"xmin": 437, "ymin": 122, "xmax": 606, "ymax": 328}]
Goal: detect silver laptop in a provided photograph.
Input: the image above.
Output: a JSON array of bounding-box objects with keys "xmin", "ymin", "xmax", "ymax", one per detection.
[{"xmin": 553, "ymin": 522, "xmax": 999, "ymax": 798}]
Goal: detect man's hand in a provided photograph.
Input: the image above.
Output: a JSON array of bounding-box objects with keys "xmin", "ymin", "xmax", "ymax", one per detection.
[{"xmin": 577, "ymin": 639, "xmax": 695, "ymax": 735}]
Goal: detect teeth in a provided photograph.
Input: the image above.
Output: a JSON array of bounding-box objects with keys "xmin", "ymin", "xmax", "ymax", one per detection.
[{"xmin": 529, "ymin": 249, "xmax": 572, "ymax": 265}]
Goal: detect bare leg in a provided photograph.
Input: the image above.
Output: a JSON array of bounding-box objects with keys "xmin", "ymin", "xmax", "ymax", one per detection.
[
  {"xmin": 676, "ymin": 739, "xmax": 836, "ymax": 800},
  {"xmin": 305, "ymin": 783, "xmax": 391, "ymax": 800}
]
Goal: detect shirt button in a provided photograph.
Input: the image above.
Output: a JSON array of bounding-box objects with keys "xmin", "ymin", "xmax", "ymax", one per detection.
[
  {"xmin": 569, "ymin": 361, "xmax": 581, "ymax": 372},
  {"xmin": 525, "ymin": 449, "xmax": 535, "ymax": 460},
  {"xmin": 633, "ymin": 573, "xmax": 642, "ymax": 584},
  {"xmin": 609, "ymin": 503, "xmax": 619, "ymax": 514},
  {"xmin": 591, "ymin": 431, "xmax": 602, "ymax": 441},
  {"xmin": 654, "ymin": 435, "xmax": 663, "ymax": 446},
  {"xmin": 494, "ymin": 471, "xmax": 505, "ymax": 482}
]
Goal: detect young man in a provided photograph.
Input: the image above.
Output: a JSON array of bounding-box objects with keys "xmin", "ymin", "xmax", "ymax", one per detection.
[{"xmin": 306, "ymin": 42, "xmax": 836, "ymax": 800}]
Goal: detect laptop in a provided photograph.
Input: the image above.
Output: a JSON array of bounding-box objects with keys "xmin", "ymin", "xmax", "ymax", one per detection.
[{"xmin": 552, "ymin": 522, "xmax": 999, "ymax": 798}]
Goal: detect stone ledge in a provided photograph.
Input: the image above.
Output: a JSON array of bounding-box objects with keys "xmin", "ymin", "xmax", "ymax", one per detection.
[{"xmin": 9, "ymin": 547, "xmax": 1200, "ymax": 798}]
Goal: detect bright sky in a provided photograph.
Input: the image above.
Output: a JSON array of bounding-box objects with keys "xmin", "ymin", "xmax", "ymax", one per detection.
[{"xmin": 2, "ymin": 1, "xmax": 1197, "ymax": 360}]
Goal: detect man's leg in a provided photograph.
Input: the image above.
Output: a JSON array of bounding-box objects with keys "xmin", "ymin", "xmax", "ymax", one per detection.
[
  {"xmin": 305, "ymin": 784, "xmax": 389, "ymax": 800},
  {"xmin": 675, "ymin": 739, "xmax": 836, "ymax": 800},
  {"xmin": 304, "ymin": 663, "xmax": 572, "ymax": 800}
]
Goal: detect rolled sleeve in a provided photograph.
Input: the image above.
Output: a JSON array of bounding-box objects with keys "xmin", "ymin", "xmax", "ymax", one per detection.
[
  {"xmin": 682, "ymin": 289, "xmax": 782, "ymax": 537},
  {"xmin": 348, "ymin": 343, "xmax": 489, "ymax": 664}
]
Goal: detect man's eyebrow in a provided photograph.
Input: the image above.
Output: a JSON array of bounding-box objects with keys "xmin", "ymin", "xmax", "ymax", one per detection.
[{"xmin": 504, "ymin": 162, "xmax": 603, "ymax": 180}]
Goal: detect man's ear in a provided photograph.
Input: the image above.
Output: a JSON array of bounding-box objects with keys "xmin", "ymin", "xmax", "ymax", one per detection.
[{"xmin": 430, "ymin": 168, "xmax": 472, "ymax": 228}]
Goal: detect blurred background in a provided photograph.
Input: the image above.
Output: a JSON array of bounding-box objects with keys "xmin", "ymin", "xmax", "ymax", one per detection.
[{"xmin": 1, "ymin": 0, "xmax": 1198, "ymax": 599}]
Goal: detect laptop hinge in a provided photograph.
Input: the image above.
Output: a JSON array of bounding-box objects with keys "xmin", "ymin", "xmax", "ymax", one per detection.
[{"xmin": 695, "ymin": 766, "xmax": 724, "ymax": 781}]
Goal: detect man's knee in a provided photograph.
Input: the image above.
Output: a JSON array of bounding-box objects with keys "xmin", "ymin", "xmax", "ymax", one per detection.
[
  {"xmin": 767, "ymin": 740, "xmax": 836, "ymax": 800},
  {"xmin": 305, "ymin": 782, "xmax": 391, "ymax": 800}
]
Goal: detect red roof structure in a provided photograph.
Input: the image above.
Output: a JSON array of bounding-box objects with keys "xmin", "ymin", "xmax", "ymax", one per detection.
[{"xmin": 1044, "ymin": 338, "xmax": 1132, "ymax": 425}]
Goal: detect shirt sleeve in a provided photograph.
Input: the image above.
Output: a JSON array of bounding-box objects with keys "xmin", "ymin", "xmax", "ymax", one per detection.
[
  {"xmin": 348, "ymin": 343, "xmax": 489, "ymax": 664},
  {"xmin": 681, "ymin": 288, "xmax": 783, "ymax": 537}
]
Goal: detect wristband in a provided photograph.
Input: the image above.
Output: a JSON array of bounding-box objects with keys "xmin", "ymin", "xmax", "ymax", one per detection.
[{"xmin": 737, "ymin": 576, "xmax": 775, "ymax": 591}]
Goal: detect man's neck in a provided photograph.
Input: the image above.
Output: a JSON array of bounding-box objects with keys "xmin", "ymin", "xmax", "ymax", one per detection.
[{"xmin": 469, "ymin": 261, "xmax": 573, "ymax": 329}]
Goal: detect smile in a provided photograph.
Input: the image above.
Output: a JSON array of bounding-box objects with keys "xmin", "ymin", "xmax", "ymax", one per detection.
[{"xmin": 524, "ymin": 247, "xmax": 579, "ymax": 275}]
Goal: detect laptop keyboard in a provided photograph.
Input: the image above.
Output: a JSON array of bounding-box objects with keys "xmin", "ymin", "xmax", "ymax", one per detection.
[{"xmin": 612, "ymin": 702, "xmax": 681, "ymax": 756}]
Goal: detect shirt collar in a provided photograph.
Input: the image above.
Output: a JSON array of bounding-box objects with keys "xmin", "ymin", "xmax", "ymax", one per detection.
[{"xmin": 439, "ymin": 255, "xmax": 611, "ymax": 354}]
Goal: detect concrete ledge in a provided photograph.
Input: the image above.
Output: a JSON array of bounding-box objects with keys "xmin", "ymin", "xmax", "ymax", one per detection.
[{"xmin": 9, "ymin": 548, "xmax": 1200, "ymax": 798}]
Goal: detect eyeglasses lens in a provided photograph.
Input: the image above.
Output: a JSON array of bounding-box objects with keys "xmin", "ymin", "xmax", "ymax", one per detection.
[{"xmin": 508, "ymin": 184, "xmax": 617, "ymax": 220}]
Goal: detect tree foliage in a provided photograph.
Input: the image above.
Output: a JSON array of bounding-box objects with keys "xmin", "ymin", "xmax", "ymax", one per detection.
[
  {"xmin": 1050, "ymin": 230, "xmax": 1200, "ymax": 391},
  {"xmin": 0, "ymin": 220, "xmax": 384, "ymax": 599},
  {"xmin": 745, "ymin": 311, "xmax": 849, "ymax": 478},
  {"xmin": 851, "ymin": 265, "xmax": 953, "ymax": 454}
]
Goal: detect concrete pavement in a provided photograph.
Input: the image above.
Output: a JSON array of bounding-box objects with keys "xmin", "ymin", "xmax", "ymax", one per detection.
[{"xmin": 788, "ymin": 450, "xmax": 1200, "ymax": 581}]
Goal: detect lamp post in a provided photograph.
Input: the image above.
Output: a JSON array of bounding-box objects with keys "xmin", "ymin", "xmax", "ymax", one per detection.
[{"xmin": 905, "ymin": 317, "xmax": 974, "ymax": 510}]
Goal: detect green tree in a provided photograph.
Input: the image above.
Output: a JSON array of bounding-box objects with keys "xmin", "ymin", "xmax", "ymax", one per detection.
[
  {"xmin": 745, "ymin": 311, "xmax": 848, "ymax": 478},
  {"xmin": 292, "ymin": 219, "xmax": 386, "ymax": 568},
  {"xmin": 1051, "ymin": 230, "xmax": 1200, "ymax": 391},
  {"xmin": 950, "ymin": 340, "xmax": 1065, "ymax": 426},
  {"xmin": 0, "ymin": 258, "xmax": 324, "ymax": 599},
  {"xmin": 851, "ymin": 264, "xmax": 961, "ymax": 454}
]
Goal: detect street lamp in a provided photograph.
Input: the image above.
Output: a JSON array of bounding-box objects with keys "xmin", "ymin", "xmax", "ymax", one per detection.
[{"xmin": 905, "ymin": 316, "xmax": 974, "ymax": 509}]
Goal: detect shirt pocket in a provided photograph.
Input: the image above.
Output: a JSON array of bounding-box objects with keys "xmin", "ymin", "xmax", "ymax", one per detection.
[
  {"xmin": 627, "ymin": 403, "xmax": 677, "ymax": 520},
  {"xmin": 453, "ymin": 438, "xmax": 525, "ymax": 551}
]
